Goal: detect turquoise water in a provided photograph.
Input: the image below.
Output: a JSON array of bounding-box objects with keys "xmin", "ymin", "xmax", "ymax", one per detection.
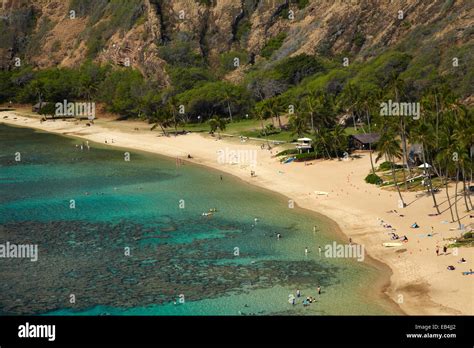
[{"xmin": 0, "ymin": 124, "xmax": 394, "ymax": 315}]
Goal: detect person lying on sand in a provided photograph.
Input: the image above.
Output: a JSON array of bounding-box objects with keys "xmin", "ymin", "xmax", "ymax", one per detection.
[{"xmin": 387, "ymin": 210, "xmax": 404, "ymax": 216}]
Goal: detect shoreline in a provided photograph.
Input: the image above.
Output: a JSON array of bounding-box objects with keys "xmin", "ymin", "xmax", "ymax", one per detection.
[{"xmin": 1, "ymin": 111, "xmax": 472, "ymax": 315}]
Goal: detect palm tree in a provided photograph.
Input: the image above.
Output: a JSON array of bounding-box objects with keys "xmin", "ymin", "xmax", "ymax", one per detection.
[
  {"xmin": 376, "ymin": 132, "xmax": 405, "ymax": 207},
  {"xmin": 289, "ymin": 112, "xmax": 309, "ymax": 138},
  {"xmin": 264, "ymin": 98, "xmax": 282, "ymax": 128},
  {"xmin": 359, "ymin": 88, "xmax": 380, "ymax": 175},
  {"xmin": 304, "ymin": 94, "xmax": 319, "ymax": 133},
  {"xmin": 141, "ymin": 93, "xmax": 171, "ymax": 136},
  {"xmin": 387, "ymin": 73, "xmax": 411, "ymax": 190},
  {"xmin": 436, "ymin": 126, "xmax": 456, "ymax": 223},
  {"xmin": 223, "ymin": 88, "xmax": 234, "ymax": 123},
  {"xmin": 209, "ymin": 115, "xmax": 226, "ymax": 138},
  {"xmin": 314, "ymin": 127, "xmax": 333, "ymax": 159},
  {"xmin": 411, "ymin": 122, "xmax": 440, "ymax": 215},
  {"xmin": 452, "ymin": 143, "xmax": 465, "ymax": 229},
  {"xmin": 166, "ymin": 97, "xmax": 179, "ymax": 135},
  {"xmin": 150, "ymin": 110, "xmax": 173, "ymax": 136},
  {"xmin": 331, "ymin": 124, "xmax": 346, "ymax": 159},
  {"xmin": 255, "ymin": 106, "xmax": 270, "ymax": 148},
  {"xmin": 340, "ymin": 83, "xmax": 360, "ymax": 131},
  {"xmin": 452, "ymin": 105, "xmax": 473, "ymax": 212}
]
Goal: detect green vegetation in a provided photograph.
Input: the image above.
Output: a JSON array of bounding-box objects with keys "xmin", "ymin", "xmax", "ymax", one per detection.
[
  {"xmin": 261, "ymin": 33, "xmax": 287, "ymax": 58},
  {"xmin": 291, "ymin": 0, "xmax": 310, "ymax": 10},
  {"xmin": 450, "ymin": 231, "xmax": 474, "ymax": 248},
  {"xmin": 1, "ymin": 2, "xmax": 472, "ymax": 232},
  {"xmin": 235, "ymin": 19, "xmax": 251, "ymax": 44},
  {"xmin": 158, "ymin": 34, "xmax": 204, "ymax": 68},
  {"xmin": 168, "ymin": 67, "xmax": 215, "ymax": 94},
  {"xmin": 276, "ymin": 149, "xmax": 299, "ymax": 157},
  {"xmin": 365, "ymin": 173, "xmax": 382, "ymax": 185},
  {"xmin": 294, "ymin": 152, "xmax": 316, "ymax": 162},
  {"xmin": 378, "ymin": 161, "xmax": 400, "ymax": 171},
  {"xmin": 353, "ymin": 32, "xmax": 366, "ymax": 48},
  {"xmin": 69, "ymin": 0, "xmax": 145, "ymax": 59},
  {"xmin": 219, "ymin": 50, "xmax": 249, "ymax": 74}
]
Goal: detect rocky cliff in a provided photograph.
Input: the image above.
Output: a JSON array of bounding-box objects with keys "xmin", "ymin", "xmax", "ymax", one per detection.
[{"xmin": 1, "ymin": 0, "xmax": 472, "ymax": 85}]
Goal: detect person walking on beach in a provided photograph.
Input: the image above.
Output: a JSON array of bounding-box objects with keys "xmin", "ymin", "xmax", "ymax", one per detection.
[
  {"xmin": 443, "ymin": 245, "xmax": 448, "ymax": 254},
  {"xmin": 436, "ymin": 247, "xmax": 439, "ymax": 256}
]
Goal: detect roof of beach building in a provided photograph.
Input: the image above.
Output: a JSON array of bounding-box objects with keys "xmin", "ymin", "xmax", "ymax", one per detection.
[
  {"xmin": 351, "ymin": 133, "xmax": 380, "ymax": 144},
  {"xmin": 33, "ymin": 102, "xmax": 48, "ymax": 108}
]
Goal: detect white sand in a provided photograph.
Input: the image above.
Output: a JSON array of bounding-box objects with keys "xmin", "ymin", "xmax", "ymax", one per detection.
[{"xmin": 1, "ymin": 110, "xmax": 473, "ymax": 315}]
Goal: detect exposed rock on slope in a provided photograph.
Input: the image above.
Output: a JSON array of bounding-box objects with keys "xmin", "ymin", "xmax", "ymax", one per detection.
[{"xmin": 0, "ymin": 0, "xmax": 472, "ymax": 83}]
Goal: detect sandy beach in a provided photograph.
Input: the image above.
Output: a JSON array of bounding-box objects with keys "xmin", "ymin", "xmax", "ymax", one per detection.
[{"xmin": 1, "ymin": 110, "xmax": 473, "ymax": 315}]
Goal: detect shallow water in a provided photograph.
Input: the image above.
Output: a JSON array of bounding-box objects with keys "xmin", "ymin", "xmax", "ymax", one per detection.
[{"xmin": 0, "ymin": 124, "xmax": 394, "ymax": 315}]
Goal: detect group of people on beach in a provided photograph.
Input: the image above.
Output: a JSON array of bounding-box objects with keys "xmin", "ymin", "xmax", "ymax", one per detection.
[
  {"xmin": 436, "ymin": 245, "xmax": 449, "ymax": 256},
  {"xmin": 389, "ymin": 232, "xmax": 408, "ymax": 242},
  {"xmin": 75, "ymin": 141, "xmax": 90, "ymax": 151},
  {"xmin": 289, "ymin": 286, "xmax": 322, "ymax": 307}
]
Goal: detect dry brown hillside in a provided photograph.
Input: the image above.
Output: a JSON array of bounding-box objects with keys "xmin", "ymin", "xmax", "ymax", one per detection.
[{"xmin": 0, "ymin": 0, "xmax": 472, "ymax": 85}]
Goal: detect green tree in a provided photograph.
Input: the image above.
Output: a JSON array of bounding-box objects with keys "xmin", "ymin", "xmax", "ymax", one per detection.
[
  {"xmin": 411, "ymin": 121, "xmax": 440, "ymax": 214},
  {"xmin": 376, "ymin": 132, "xmax": 405, "ymax": 206},
  {"xmin": 289, "ymin": 111, "xmax": 309, "ymax": 138},
  {"xmin": 209, "ymin": 116, "xmax": 226, "ymax": 137}
]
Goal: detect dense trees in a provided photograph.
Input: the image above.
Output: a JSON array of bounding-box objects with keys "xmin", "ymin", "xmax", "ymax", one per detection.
[{"xmin": 1, "ymin": 50, "xmax": 471, "ymax": 218}]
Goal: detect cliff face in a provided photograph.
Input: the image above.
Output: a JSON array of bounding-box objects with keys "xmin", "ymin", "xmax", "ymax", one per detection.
[{"xmin": 0, "ymin": 0, "xmax": 472, "ymax": 82}]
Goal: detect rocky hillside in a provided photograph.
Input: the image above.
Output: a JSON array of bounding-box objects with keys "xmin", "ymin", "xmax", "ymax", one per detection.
[{"xmin": 1, "ymin": 0, "xmax": 472, "ymax": 87}]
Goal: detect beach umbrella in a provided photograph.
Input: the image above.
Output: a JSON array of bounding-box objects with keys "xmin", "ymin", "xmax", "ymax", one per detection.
[{"xmin": 418, "ymin": 163, "xmax": 432, "ymax": 169}]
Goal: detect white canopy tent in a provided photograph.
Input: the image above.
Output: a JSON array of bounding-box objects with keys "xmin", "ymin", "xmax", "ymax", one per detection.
[{"xmin": 418, "ymin": 163, "xmax": 432, "ymax": 169}]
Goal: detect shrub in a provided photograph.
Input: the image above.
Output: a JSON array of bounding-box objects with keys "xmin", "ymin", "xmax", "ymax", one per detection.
[
  {"xmin": 378, "ymin": 161, "xmax": 392, "ymax": 171},
  {"xmin": 291, "ymin": 0, "xmax": 309, "ymax": 9},
  {"xmin": 274, "ymin": 54, "xmax": 326, "ymax": 85},
  {"xmin": 158, "ymin": 39, "xmax": 204, "ymax": 68},
  {"xmin": 168, "ymin": 67, "xmax": 215, "ymax": 93},
  {"xmin": 261, "ymin": 124, "xmax": 280, "ymax": 136},
  {"xmin": 294, "ymin": 152, "xmax": 316, "ymax": 161},
  {"xmin": 462, "ymin": 232, "xmax": 473, "ymax": 239},
  {"xmin": 276, "ymin": 149, "xmax": 299, "ymax": 156},
  {"xmin": 176, "ymin": 81, "xmax": 251, "ymax": 120},
  {"xmin": 353, "ymin": 32, "xmax": 366, "ymax": 48},
  {"xmin": 365, "ymin": 173, "xmax": 382, "ymax": 185},
  {"xmin": 219, "ymin": 50, "xmax": 249, "ymax": 74},
  {"xmin": 261, "ymin": 33, "xmax": 287, "ymax": 58}
]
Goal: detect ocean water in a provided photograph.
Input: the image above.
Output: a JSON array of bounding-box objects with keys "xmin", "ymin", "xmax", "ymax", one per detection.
[{"xmin": 0, "ymin": 124, "xmax": 395, "ymax": 315}]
